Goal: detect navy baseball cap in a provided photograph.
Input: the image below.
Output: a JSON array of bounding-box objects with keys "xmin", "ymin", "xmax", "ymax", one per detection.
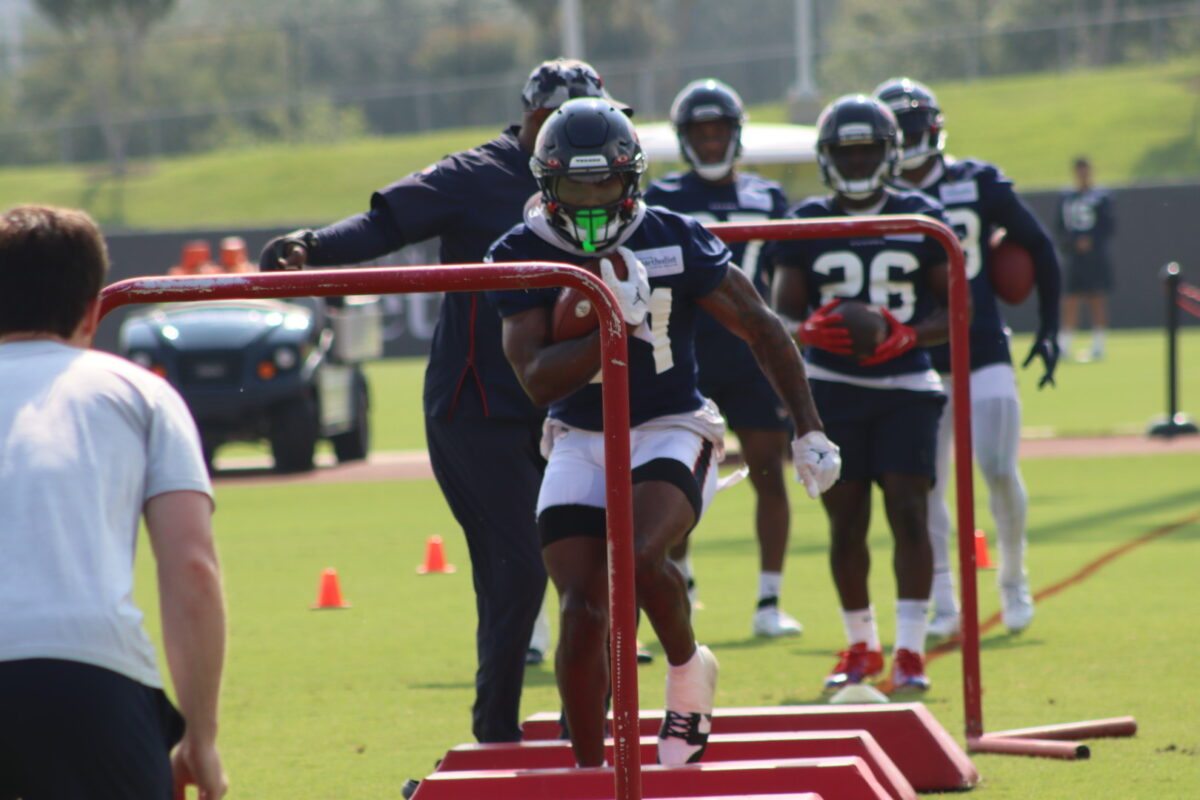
[{"xmin": 521, "ymin": 58, "xmax": 633, "ymax": 116}]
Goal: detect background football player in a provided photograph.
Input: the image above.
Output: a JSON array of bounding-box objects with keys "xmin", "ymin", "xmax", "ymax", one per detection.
[
  {"xmin": 643, "ymin": 79, "xmax": 801, "ymax": 638},
  {"xmin": 769, "ymin": 94, "xmax": 953, "ymax": 693},
  {"xmin": 874, "ymin": 77, "xmax": 1061, "ymax": 638},
  {"xmin": 487, "ymin": 98, "xmax": 839, "ymax": 767},
  {"xmin": 1057, "ymin": 155, "xmax": 1115, "ymax": 362}
]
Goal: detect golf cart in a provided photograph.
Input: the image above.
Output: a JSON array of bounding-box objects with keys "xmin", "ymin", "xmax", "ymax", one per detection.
[{"xmin": 118, "ymin": 240, "xmax": 382, "ymax": 473}]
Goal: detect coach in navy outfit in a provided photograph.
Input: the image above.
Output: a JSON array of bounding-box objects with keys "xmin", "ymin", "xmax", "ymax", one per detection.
[{"xmin": 259, "ymin": 59, "xmax": 628, "ymax": 743}]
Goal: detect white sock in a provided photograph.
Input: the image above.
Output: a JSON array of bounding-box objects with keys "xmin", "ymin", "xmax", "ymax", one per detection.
[
  {"xmin": 841, "ymin": 606, "xmax": 880, "ymax": 651},
  {"xmin": 758, "ymin": 571, "xmax": 782, "ymax": 601},
  {"xmin": 1058, "ymin": 332, "xmax": 1072, "ymax": 354},
  {"xmin": 895, "ymin": 599, "xmax": 929, "ymax": 654},
  {"xmin": 1092, "ymin": 328, "xmax": 1106, "ymax": 355},
  {"xmin": 931, "ymin": 569, "xmax": 958, "ymax": 616},
  {"xmin": 665, "ymin": 645, "xmax": 716, "ymax": 713}
]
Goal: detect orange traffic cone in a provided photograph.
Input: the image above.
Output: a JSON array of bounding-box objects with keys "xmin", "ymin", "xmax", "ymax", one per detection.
[
  {"xmin": 312, "ymin": 567, "xmax": 351, "ymax": 609},
  {"xmin": 417, "ymin": 535, "xmax": 456, "ymax": 574},
  {"xmin": 974, "ymin": 529, "xmax": 996, "ymax": 569}
]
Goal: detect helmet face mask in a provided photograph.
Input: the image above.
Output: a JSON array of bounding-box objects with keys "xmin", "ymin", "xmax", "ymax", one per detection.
[
  {"xmin": 815, "ymin": 94, "xmax": 900, "ymax": 200},
  {"xmin": 531, "ymin": 98, "xmax": 646, "ymax": 253},
  {"xmin": 670, "ymin": 79, "xmax": 745, "ymax": 182},
  {"xmin": 872, "ymin": 77, "xmax": 945, "ymax": 172}
]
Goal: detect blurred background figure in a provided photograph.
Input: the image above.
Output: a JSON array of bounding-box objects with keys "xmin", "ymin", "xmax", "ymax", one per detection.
[
  {"xmin": 1057, "ymin": 156, "xmax": 1116, "ymax": 362},
  {"xmin": 644, "ymin": 78, "xmax": 801, "ymax": 639},
  {"xmin": 169, "ymin": 239, "xmax": 221, "ymax": 276},
  {"xmin": 218, "ymin": 236, "xmax": 255, "ymax": 272}
]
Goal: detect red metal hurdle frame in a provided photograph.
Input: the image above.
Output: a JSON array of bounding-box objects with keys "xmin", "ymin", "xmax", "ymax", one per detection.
[
  {"xmin": 97, "ymin": 215, "xmax": 1133, "ymax": 800},
  {"xmin": 708, "ymin": 218, "xmax": 1135, "ymax": 761}
]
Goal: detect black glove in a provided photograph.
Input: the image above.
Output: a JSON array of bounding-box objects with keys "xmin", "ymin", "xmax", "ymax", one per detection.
[
  {"xmin": 258, "ymin": 229, "xmax": 317, "ymax": 272},
  {"xmin": 1022, "ymin": 328, "xmax": 1060, "ymax": 389}
]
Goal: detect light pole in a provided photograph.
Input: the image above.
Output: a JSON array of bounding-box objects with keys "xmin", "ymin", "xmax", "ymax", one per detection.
[
  {"xmin": 788, "ymin": 0, "xmax": 822, "ymax": 123},
  {"xmin": 560, "ymin": 0, "xmax": 584, "ymax": 59}
]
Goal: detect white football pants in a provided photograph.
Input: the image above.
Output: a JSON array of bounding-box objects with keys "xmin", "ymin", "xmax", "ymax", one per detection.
[{"xmin": 928, "ymin": 363, "xmax": 1028, "ymax": 614}]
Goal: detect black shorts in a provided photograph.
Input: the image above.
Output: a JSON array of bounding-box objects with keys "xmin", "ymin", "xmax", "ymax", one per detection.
[
  {"xmin": 1065, "ymin": 253, "xmax": 1113, "ymax": 294},
  {"xmin": 0, "ymin": 659, "xmax": 185, "ymax": 800},
  {"xmin": 696, "ymin": 328, "xmax": 791, "ymax": 432},
  {"xmin": 811, "ymin": 380, "xmax": 945, "ymax": 483}
]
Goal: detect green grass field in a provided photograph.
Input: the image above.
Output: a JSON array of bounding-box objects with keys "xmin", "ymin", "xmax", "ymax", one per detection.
[
  {"xmin": 130, "ymin": 329, "xmax": 1200, "ymax": 798},
  {"xmin": 3, "ymin": 57, "xmax": 1197, "ymax": 229},
  {"xmin": 345, "ymin": 327, "xmax": 1200, "ymax": 454}
]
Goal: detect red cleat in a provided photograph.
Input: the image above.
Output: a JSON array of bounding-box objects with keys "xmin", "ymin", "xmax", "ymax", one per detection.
[
  {"xmin": 824, "ymin": 642, "xmax": 884, "ymax": 690},
  {"xmin": 890, "ymin": 648, "xmax": 931, "ymax": 691}
]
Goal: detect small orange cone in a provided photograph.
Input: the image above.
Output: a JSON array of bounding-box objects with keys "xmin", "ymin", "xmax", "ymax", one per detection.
[
  {"xmin": 312, "ymin": 567, "xmax": 351, "ymax": 609},
  {"xmin": 417, "ymin": 535, "xmax": 456, "ymax": 574},
  {"xmin": 974, "ymin": 529, "xmax": 996, "ymax": 569}
]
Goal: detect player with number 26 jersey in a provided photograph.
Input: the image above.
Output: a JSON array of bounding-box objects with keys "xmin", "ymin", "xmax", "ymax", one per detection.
[{"xmin": 769, "ymin": 189, "xmax": 950, "ymax": 387}]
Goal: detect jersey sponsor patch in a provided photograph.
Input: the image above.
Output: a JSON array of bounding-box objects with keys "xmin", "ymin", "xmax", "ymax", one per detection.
[
  {"xmin": 939, "ymin": 180, "xmax": 979, "ymax": 205},
  {"xmin": 735, "ymin": 186, "xmax": 775, "ymax": 212},
  {"xmin": 636, "ymin": 245, "xmax": 686, "ymax": 277}
]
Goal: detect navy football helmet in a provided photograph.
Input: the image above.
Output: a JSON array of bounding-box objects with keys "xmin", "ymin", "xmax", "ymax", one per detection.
[
  {"xmin": 815, "ymin": 94, "xmax": 900, "ymax": 200},
  {"xmin": 530, "ymin": 97, "xmax": 646, "ymax": 253},
  {"xmin": 872, "ymin": 77, "xmax": 945, "ymax": 171},
  {"xmin": 670, "ymin": 78, "xmax": 745, "ymax": 181}
]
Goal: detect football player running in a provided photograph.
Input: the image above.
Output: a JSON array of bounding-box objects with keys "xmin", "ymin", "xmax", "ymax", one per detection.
[
  {"xmin": 874, "ymin": 77, "xmax": 1062, "ymax": 638},
  {"xmin": 769, "ymin": 95, "xmax": 954, "ymax": 693},
  {"xmin": 643, "ymin": 79, "xmax": 801, "ymax": 638},
  {"xmin": 487, "ymin": 98, "xmax": 839, "ymax": 767}
]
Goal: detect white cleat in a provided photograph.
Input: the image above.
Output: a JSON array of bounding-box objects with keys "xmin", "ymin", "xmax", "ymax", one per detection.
[
  {"xmin": 1001, "ymin": 580, "xmax": 1034, "ymax": 633},
  {"xmin": 927, "ymin": 610, "xmax": 962, "ymax": 640},
  {"xmin": 752, "ymin": 599, "xmax": 803, "ymax": 637},
  {"xmin": 658, "ymin": 644, "xmax": 718, "ymax": 765}
]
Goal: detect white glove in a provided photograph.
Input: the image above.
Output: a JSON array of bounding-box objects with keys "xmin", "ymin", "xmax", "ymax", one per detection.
[
  {"xmin": 599, "ymin": 246, "xmax": 650, "ymax": 327},
  {"xmin": 791, "ymin": 430, "xmax": 841, "ymax": 499}
]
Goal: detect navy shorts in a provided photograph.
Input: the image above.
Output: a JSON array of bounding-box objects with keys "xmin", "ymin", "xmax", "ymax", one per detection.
[
  {"xmin": 810, "ymin": 379, "xmax": 945, "ymax": 483},
  {"xmin": 1065, "ymin": 253, "xmax": 1113, "ymax": 294},
  {"xmin": 0, "ymin": 659, "xmax": 185, "ymax": 800},
  {"xmin": 696, "ymin": 328, "xmax": 791, "ymax": 432}
]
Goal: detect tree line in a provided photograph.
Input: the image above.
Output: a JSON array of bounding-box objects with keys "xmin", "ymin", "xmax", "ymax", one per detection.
[{"xmin": 1, "ymin": 0, "xmax": 1195, "ymax": 171}]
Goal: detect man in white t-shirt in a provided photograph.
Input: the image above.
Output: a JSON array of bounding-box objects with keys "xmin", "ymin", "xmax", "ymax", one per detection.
[{"xmin": 0, "ymin": 205, "xmax": 228, "ymax": 800}]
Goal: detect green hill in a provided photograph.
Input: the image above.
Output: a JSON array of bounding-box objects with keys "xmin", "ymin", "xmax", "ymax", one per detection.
[{"xmin": 0, "ymin": 58, "xmax": 1196, "ymax": 231}]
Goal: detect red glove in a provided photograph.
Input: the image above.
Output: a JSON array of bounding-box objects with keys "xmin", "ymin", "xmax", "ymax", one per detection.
[
  {"xmin": 796, "ymin": 299, "xmax": 853, "ymax": 355},
  {"xmin": 860, "ymin": 308, "xmax": 917, "ymax": 365}
]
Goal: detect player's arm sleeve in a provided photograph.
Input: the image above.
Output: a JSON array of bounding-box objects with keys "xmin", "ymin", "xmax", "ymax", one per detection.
[
  {"xmin": 995, "ymin": 181, "xmax": 1061, "ymax": 332},
  {"xmin": 306, "ymin": 204, "xmax": 407, "ymax": 267},
  {"xmin": 308, "ymin": 158, "xmax": 470, "ymax": 266}
]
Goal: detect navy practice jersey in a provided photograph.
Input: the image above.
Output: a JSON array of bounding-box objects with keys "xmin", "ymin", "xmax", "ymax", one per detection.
[
  {"xmin": 643, "ymin": 171, "xmax": 789, "ymax": 295},
  {"xmin": 487, "ymin": 205, "xmax": 731, "ymax": 431},
  {"xmin": 312, "ymin": 126, "xmax": 543, "ymax": 422},
  {"xmin": 1057, "ymin": 186, "xmax": 1115, "ymax": 257},
  {"xmin": 767, "ymin": 189, "xmax": 949, "ymax": 385},
  {"xmin": 903, "ymin": 158, "xmax": 1061, "ymax": 373},
  {"xmin": 644, "ymin": 172, "xmax": 789, "ymax": 381}
]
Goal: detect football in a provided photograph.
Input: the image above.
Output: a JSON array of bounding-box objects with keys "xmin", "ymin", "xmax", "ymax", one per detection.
[
  {"xmin": 550, "ymin": 250, "xmax": 629, "ymax": 342},
  {"xmin": 837, "ymin": 299, "xmax": 889, "ymax": 362},
  {"xmin": 988, "ymin": 230, "xmax": 1035, "ymax": 305}
]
